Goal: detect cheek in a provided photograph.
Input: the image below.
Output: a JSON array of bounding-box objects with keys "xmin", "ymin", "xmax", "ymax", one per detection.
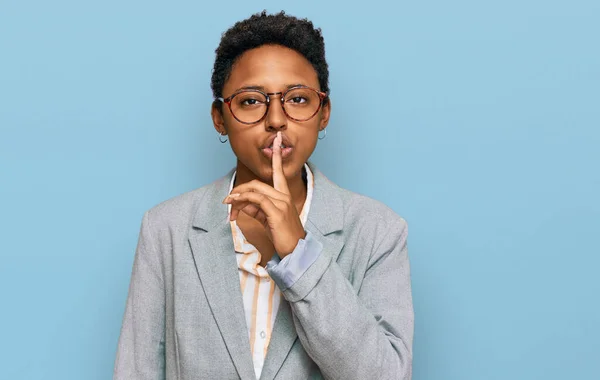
[
  {"xmin": 228, "ymin": 129, "xmax": 255, "ymax": 156},
  {"xmin": 222, "ymin": 108, "xmax": 239, "ymax": 128},
  {"xmin": 295, "ymin": 124, "xmax": 320, "ymax": 156}
]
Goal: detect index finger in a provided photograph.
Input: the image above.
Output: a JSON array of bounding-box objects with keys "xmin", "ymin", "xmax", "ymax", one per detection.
[{"xmin": 272, "ymin": 131, "xmax": 290, "ymax": 194}]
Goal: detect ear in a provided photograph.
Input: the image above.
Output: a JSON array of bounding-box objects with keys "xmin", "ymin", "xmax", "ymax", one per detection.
[
  {"xmin": 211, "ymin": 101, "xmax": 227, "ymax": 135},
  {"xmin": 319, "ymin": 98, "xmax": 331, "ymax": 130}
]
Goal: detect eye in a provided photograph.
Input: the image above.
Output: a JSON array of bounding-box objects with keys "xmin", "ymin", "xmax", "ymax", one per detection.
[
  {"xmin": 242, "ymin": 98, "xmax": 262, "ymax": 106},
  {"xmin": 236, "ymin": 94, "xmax": 266, "ymax": 107},
  {"xmin": 288, "ymin": 96, "xmax": 307, "ymax": 104}
]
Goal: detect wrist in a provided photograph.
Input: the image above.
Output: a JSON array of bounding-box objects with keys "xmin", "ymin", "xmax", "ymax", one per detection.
[{"xmin": 279, "ymin": 230, "xmax": 307, "ymax": 258}]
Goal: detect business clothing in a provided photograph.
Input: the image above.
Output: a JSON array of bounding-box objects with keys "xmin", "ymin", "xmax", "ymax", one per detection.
[
  {"xmin": 229, "ymin": 163, "xmax": 315, "ymax": 378},
  {"xmin": 114, "ymin": 161, "xmax": 414, "ymax": 380}
]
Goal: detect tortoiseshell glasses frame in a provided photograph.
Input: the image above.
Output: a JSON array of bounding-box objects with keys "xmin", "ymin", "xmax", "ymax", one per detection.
[{"xmin": 217, "ymin": 85, "xmax": 329, "ymax": 125}]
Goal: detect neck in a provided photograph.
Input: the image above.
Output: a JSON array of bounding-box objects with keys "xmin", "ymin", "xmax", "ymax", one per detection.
[{"xmin": 234, "ymin": 161, "xmax": 307, "ymax": 213}]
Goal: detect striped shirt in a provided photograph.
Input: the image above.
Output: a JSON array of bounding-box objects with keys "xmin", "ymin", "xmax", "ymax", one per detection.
[{"xmin": 227, "ymin": 163, "xmax": 314, "ymax": 379}]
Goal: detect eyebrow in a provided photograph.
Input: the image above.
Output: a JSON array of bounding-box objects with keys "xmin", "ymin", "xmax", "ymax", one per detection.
[{"xmin": 236, "ymin": 83, "xmax": 307, "ymax": 92}]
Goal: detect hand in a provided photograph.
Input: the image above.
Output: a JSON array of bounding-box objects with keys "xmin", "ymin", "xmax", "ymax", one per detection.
[{"xmin": 223, "ymin": 131, "xmax": 306, "ymax": 256}]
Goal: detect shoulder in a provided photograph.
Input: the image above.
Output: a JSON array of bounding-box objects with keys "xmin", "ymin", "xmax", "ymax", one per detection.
[
  {"xmin": 142, "ymin": 171, "xmax": 231, "ymax": 232},
  {"xmin": 144, "ymin": 187, "xmax": 204, "ymax": 225},
  {"xmin": 309, "ymin": 163, "xmax": 407, "ymax": 240},
  {"xmin": 324, "ymin": 184, "xmax": 409, "ymax": 267},
  {"xmin": 338, "ymin": 187, "xmax": 408, "ymax": 239}
]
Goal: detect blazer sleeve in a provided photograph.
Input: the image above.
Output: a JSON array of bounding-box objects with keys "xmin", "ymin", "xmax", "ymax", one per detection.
[
  {"xmin": 114, "ymin": 211, "xmax": 166, "ymax": 380},
  {"xmin": 266, "ymin": 230, "xmax": 323, "ymax": 289},
  {"xmin": 268, "ymin": 218, "xmax": 413, "ymax": 380}
]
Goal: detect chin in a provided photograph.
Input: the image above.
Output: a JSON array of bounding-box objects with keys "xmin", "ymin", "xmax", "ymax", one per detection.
[{"xmin": 260, "ymin": 158, "xmax": 303, "ymax": 181}]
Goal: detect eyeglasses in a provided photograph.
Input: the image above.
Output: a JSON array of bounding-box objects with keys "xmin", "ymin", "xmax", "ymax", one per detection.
[{"xmin": 217, "ymin": 85, "xmax": 328, "ymax": 125}]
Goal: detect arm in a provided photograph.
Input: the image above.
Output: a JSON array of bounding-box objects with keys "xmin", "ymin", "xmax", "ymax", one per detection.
[
  {"xmin": 267, "ymin": 219, "xmax": 413, "ymax": 380},
  {"xmin": 114, "ymin": 211, "xmax": 166, "ymax": 380}
]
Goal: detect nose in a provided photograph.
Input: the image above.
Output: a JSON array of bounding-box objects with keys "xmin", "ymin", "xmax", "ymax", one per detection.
[{"xmin": 264, "ymin": 94, "xmax": 287, "ymax": 132}]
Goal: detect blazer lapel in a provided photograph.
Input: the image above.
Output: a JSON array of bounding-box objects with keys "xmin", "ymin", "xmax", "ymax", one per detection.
[
  {"xmin": 258, "ymin": 299, "xmax": 296, "ymax": 380},
  {"xmin": 259, "ymin": 162, "xmax": 345, "ymax": 380},
  {"xmin": 188, "ymin": 170, "xmax": 256, "ymax": 380}
]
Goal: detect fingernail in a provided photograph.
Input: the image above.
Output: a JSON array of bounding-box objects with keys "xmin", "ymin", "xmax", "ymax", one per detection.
[{"xmin": 223, "ymin": 193, "xmax": 240, "ymax": 203}]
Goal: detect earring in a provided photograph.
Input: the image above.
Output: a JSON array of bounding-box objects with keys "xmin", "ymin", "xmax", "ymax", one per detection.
[
  {"xmin": 218, "ymin": 131, "xmax": 228, "ymax": 143},
  {"xmin": 318, "ymin": 128, "xmax": 327, "ymax": 140}
]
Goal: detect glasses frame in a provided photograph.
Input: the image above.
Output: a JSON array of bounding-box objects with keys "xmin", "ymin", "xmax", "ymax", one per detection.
[{"xmin": 217, "ymin": 85, "xmax": 328, "ymax": 125}]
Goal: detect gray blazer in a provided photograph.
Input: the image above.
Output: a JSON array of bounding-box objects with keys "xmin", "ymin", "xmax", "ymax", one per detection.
[{"xmin": 114, "ymin": 162, "xmax": 413, "ymax": 380}]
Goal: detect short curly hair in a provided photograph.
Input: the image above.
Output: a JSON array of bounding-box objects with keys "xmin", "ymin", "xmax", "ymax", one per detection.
[{"xmin": 211, "ymin": 11, "xmax": 329, "ymax": 99}]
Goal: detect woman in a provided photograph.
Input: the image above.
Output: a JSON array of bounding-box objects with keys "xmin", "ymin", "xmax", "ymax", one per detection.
[{"xmin": 114, "ymin": 11, "xmax": 413, "ymax": 380}]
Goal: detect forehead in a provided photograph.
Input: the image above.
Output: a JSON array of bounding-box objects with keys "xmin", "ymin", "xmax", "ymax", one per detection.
[{"xmin": 223, "ymin": 44, "xmax": 320, "ymax": 94}]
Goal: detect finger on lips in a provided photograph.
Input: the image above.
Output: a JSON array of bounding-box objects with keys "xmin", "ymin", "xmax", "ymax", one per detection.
[
  {"xmin": 222, "ymin": 131, "xmax": 290, "ymax": 206},
  {"xmin": 272, "ymin": 131, "xmax": 290, "ymax": 194},
  {"xmin": 222, "ymin": 131, "xmax": 293, "ymax": 225}
]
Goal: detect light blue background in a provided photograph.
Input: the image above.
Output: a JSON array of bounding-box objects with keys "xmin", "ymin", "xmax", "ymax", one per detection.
[{"xmin": 1, "ymin": 1, "xmax": 598, "ymax": 379}]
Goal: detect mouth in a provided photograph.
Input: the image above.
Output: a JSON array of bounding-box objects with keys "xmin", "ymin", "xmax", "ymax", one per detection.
[
  {"xmin": 266, "ymin": 142, "xmax": 290, "ymax": 149},
  {"xmin": 261, "ymin": 144, "xmax": 293, "ymax": 160},
  {"xmin": 260, "ymin": 134, "xmax": 294, "ymax": 160}
]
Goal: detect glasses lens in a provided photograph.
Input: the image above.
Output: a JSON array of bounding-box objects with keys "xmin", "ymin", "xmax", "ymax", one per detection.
[
  {"xmin": 230, "ymin": 91, "xmax": 268, "ymax": 123},
  {"xmin": 283, "ymin": 88, "xmax": 321, "ymax": 121}
]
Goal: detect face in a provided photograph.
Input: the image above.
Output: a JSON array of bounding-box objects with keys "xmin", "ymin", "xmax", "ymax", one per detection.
[{"xmin": 212, "ymin": 44, "xmax": 331, "ymax": 183}]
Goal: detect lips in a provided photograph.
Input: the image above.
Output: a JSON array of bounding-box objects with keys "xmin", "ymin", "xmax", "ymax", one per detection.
[
  {"xmin": 260, "ymin": 134, "xmax": 294, "ymax": 160},
  {"xmin": 261, "ymin": 133, "xmax": 293, "ymax": 150},
  {"xmin": 261, "ymin": 146, "xmax": 293, "ymax": 160}
]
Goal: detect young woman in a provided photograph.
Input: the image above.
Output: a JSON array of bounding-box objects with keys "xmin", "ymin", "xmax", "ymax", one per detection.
[{"xmin": 114, "ymin": 11, "xmax": 413, "ymax": 380}]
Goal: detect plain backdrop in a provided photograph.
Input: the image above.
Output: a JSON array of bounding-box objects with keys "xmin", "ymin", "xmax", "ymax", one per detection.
[{"xmin": 1, "ymin": 1, "xmax": 598, "ymax": 379}]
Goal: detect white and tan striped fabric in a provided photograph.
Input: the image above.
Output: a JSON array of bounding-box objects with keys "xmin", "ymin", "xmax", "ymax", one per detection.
[{"xmin": 227, "ymin": 163, "xmax": 314, "ymax": 379}]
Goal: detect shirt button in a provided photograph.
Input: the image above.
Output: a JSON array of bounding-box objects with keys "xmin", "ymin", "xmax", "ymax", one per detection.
[{"xmin": 260, "ymin": 331, "xmax": 266, "ymax": 339}]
